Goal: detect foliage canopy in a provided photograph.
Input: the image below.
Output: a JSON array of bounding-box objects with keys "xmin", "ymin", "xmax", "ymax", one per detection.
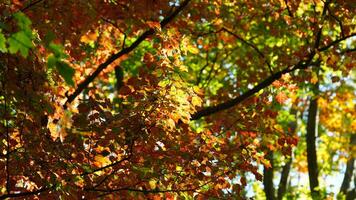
[{"xmin": 0, "ymin": 0, "xmax": 355, "ymax": 199}]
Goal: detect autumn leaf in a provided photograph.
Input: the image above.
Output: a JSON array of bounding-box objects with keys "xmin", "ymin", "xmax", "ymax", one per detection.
[
  {"xmin": 310, "ymin": 71, "xmax": 318, "ymax": 84},
  {"xmin": 1, "ymin": 1, "xmax": 354, "ymax": 199},
  {"xmin": 80, "ymin": 31, "xmax": 98, "ymax": 44},
  {"xmin": 94, "ymin": 155, "xmax": 111, "ymax": 167},
  {"xmin": 191, "ymin": 96, "xmax": 202, "ymax": 107},
  {"xmin": 275, "ymin": 91, "xmax": 288, "ymax": 104},
  {"xmin": 147, "ymin": 21, "xmax": 161, "ymax": 31}
]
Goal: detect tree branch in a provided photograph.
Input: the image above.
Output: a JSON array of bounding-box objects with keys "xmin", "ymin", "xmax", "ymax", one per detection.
[
  {"xmin": 85, "ymin": 181, "xmax": 211, "ymax": 198},
  {"xmin": 191, "ymin": 5, "xmax": 355, "ymax": 121},
  {"xmin": 87, "ymin": 187, "xmax": 197, "ymax": 193},
  {"xmin": 283, "ymin": 0, "xmax": 293, "ymax": 17},
  {"xmin": 0, "ymin": 187, "xmax": 52, "ymax": 200},
  {"xmin": 63, "ymin": 0, "xmax": 191, "ymax": 108},
  {"xmin": 221, "ymin": 27, "xmax": 273, "ymax": 74},
  {"xmin": 80, "ymin": 156, "xmax": 131, "ymax": 176},
  {"xmin": 318, "ymin": 33, "xmax": 356, "ymax": 52},
  {"xmin": 190, "ymin": 58, "xmax": 313, "ymax": 120},
  {"xmin": 20, "ymin": 0, "xmax": 44, "ymax": 13}
]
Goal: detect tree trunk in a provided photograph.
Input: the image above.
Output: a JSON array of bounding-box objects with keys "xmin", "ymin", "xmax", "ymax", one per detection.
[
  {"xmin": 340, "ymin": 134, "xmax": 356, "ymax": 199},
  {"xmin": 263, "ymin": 151, "xmax": 275, "ymax": 200},
  {"xmin": 306, "ymin": 95, "xmax": 319, "ymax": 198},
  {"xmin": 115, "ymin": 65, "xmax": 124, "ymax": 91},
  {"xmin": 277, "ymin": 108, "xmax": 297, "ymax": 200},
  {"xmin": 277, "ymin": 158, "xmax": 292, "ymax": 200}
]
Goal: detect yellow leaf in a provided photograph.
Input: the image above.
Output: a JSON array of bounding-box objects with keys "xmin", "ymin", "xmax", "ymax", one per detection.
[
  {"xmin": 80, "ymin": 32, "xmax": 98, "ymax": 44},
  {"xmin": 193, "ymin": 86, "xmax": 203, "ymax": 95},
  {"xmin": 167, "ymin": 118, "xmax": 175, "ymax": 129},
  {"xmin": 262, "ymin": 159, "xmax": 272, "ymax": 168},
  {"xmin": 273, "ymin": 124, "xmax": 283, "ymax": 132},
  {"xmin": 192, "ymin": 96, "xmax": 202, "ymax": 107},
  {"xmin": 179, "ymin": 65, "xmax": 188, "ymax": 72},
  {"xmin": 94, "ymin": 155, "xmax": 111, "ymax": 167},
  {"xmin": 176, "ymin": 166, "xmax": 182, "ymax": 171},
  {"xmin": 149, "ymin": 179, "xmax": 157, "ymax": 189},
  {"xmin": 311, "ymin": 72, "xmax": 318, "ymax": 84},
  {"xmin": 48, "ymin": 123, "xmax": 58, "ymax": 138},
  {"xmin": 187, "ymin": 45, "xmax": 199, "ymax": 54}
]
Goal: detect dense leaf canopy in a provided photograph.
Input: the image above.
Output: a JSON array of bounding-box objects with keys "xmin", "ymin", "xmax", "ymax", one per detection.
[{"xmin": 0, "ymin": 0, "xmax": 355, "ymax": 199}]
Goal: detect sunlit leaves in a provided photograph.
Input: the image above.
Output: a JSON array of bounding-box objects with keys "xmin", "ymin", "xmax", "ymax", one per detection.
[
  {"xmin": 191, "ymin": 96, "xmax": 202, "ymax": 107},
  {"xmin": 94, "ymin": 155, "xmax": 111, "ymax": 167},
  {"xmin": 275, "ymin": 91, "xmax": 288, "ymax": 104},
  {"xmin": 80, "ymin": 31, "xmax": 98, "ymax": 45},
  {"xmin": 0, "ymin": 0, "xmax": 355, "ymax": 199}
]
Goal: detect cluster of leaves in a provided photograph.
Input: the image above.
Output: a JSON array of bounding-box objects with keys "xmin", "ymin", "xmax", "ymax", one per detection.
[{"xmin": 0, "ymin": 0, "xmax": 355, "ymax": 199}]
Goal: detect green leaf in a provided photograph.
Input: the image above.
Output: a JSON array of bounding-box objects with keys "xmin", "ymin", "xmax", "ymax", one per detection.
[
  {"xmin": 7, "ymin": 31, "xmax": 33, "ymax": 57},
  {"xmin": 13, "ymin": 12, "xmax": 32, "ymax": 30},
  {"xmin": 56, "ymin": 61, "xmax": 75, "ymax": 86},
  {"xmin": 49, "ymin": 42, "xmax": 67, "ymax": 58},
  {"xmin": 47, "ymin": 55, "xmax": 57, "ymax": 69},
  {"xmin": 0, "ymin": 22, "xmax": 7, "ymax": 30},
  {"xmin": 7, "ymin": 37, "xmax": 20, "ymax": 55},
  {"xmin": 44, "ymin": 31, "xmax": 56, "ymax": 45},
  {"xmin": 14, "ymin": 31, "xmax": 32, "ymax": 47},
  {"xmin": 0, "ymin": 31, "xmax": 6, "ymax": 52}
]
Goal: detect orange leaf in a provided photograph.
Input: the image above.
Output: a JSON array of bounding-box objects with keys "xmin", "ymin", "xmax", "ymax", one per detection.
[{"xmin": 276, "ymin": 92, "xmax": 288, "ymax": 104}]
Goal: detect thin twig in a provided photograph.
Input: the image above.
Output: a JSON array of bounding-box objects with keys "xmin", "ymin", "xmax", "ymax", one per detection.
[
  {"xmin": 283, "ymin": 0, "xmax": 293, "ymax": 17},
  {"xmin": 101, "ymin": 17, "xmax": 128, "ymax": 49},
  {"xmin": 20, "ymin": 0, "xmax": 44, "ymax": 13},
  {"xmin": 325, "ymin": 5, "xmax": 345, "ymax": 38},
  {"xmin": 221, "ymin": 27, "xmax": 273, "ymax": 74}
]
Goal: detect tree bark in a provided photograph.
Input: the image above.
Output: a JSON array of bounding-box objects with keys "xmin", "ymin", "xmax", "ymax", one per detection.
[
  {"xmin": 263, "ymin": 108, "xmax": 297, "ymax": 200},
  {"xmin": 263, "ymin": 151, "xmax": 275, "ymax": 200},
  {"xmin": 277, "ymin": 158, "xmax": 292, "ymax": 200},
  {"xmin": 340, "ymin": 134, "xmax": 356, "ymax": 199},
  {"xmin": 277, "ymin": 108, "xmax": 296, "ymax": 200},
  {"xmin": 306, "ymin": 90, "xmax": 319, "ymax": 198},
  {"xmin": 115, "ymin": 66, "xmax": 124, "ymax": 91}
]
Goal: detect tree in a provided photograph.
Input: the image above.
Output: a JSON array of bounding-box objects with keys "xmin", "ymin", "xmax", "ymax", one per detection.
[
  {"xmin": 262, "ymin": 108, "xmax": 297, "ymax": 200},
  {"xmin": 0, "ymin": 0, "xmax": 355, "ymax": 199},
  {"xmin": 306, "ymin": 80, "xmax": 320, "ymax": 198}
]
